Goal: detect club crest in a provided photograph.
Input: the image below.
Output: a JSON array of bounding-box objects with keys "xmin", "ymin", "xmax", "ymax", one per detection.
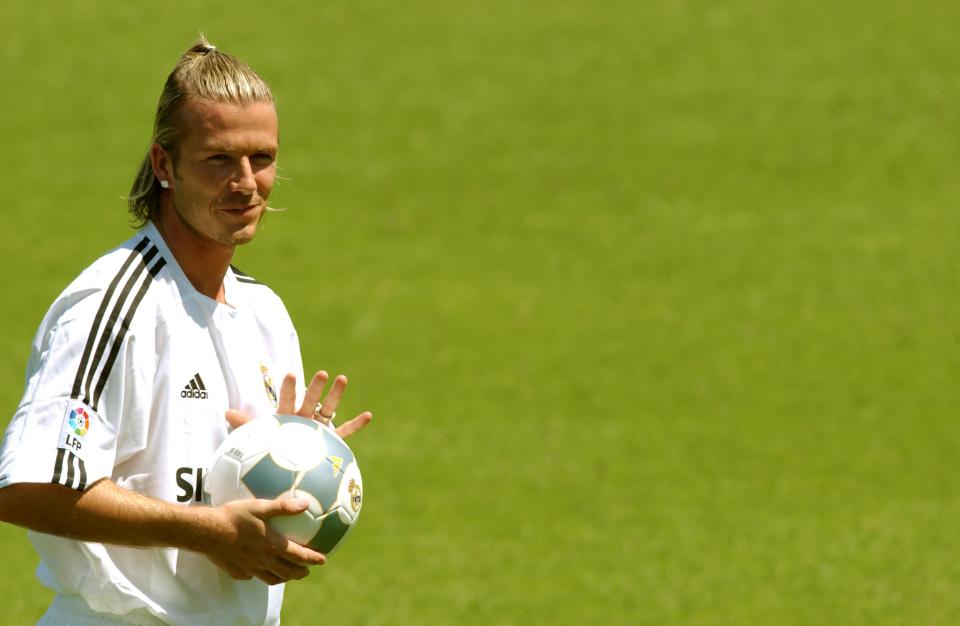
[
  {"xmin": 260, "ymin": 362, "xmax": 278, "ymax": 409},
  {"xmin": 348, "ymin": 478, "xmax": 362, "ymax": 512}
]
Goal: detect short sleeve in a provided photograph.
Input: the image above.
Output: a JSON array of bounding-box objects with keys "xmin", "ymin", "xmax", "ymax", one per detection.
[{"xmin": 0, "ymin": 284, "xmax": 154, "ymax": 492}]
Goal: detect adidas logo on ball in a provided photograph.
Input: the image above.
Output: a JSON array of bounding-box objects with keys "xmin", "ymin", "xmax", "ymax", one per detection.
[{"xmin": 181, "ymin": 373, "xmax": 208, "ymax": 399}]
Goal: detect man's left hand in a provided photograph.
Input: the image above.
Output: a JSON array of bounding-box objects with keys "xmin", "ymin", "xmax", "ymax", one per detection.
[{"xmin": 225, "ymin": 370, "xmax": 373, "ymax": 439}]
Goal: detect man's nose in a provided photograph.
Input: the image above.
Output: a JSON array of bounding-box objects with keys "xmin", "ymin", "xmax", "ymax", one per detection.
[{"xmin": 231, "ymin": 158, "xmax": 257, "ymax": 193}]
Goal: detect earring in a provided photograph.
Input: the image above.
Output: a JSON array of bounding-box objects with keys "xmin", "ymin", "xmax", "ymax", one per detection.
[{"xmin": 159, "ymin": 180, "xmax": 170, "ymax": 189}]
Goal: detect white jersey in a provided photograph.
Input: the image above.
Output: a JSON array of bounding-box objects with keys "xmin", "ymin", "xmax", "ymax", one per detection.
[{"xmin": 0, "ymin": 221, "xmax": 304, "ymax": 625}]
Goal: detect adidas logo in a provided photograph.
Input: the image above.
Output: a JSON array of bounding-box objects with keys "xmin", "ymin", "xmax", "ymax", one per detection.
[{"xmin": 181, "ymin": 373, "xmax": 208, "ymax": 399}]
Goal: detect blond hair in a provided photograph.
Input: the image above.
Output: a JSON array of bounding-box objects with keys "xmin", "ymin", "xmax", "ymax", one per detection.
[{"xmin": 127, "ymin": 36, "xmax": 275, "ymax": 225}]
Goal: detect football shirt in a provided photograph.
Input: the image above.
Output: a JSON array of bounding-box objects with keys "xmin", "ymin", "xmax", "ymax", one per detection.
[{"xmin": 0, "ymin": 221, "xmax": 304, "ymax": 625}]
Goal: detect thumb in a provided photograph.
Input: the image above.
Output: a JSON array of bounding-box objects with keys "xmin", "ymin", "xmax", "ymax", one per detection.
[
  {"xmin": 225, "ymin": 409, "xmax": 252, "ymax": 430},
  {"xmin": 262, "ymin": 494, "xmax": 310, "ymax": 519}
]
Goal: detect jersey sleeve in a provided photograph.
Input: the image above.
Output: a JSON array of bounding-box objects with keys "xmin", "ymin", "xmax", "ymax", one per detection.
[{"xmin": 0, "ymin": 277, "xmax": 156, "ymax": 492}]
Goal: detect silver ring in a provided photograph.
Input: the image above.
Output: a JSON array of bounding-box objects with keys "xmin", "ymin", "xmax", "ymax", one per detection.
[{"xmin": 314, "ymin": 403, "xmax": 335, "ymax": 423}]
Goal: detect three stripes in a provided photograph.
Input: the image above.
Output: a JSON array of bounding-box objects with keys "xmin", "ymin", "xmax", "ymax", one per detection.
[
  {"xmin": 52, "ymin": 448, "xmax": 87, "ymax": 491},
  {"xmin": 53, "ymin": 237, "xmax": 166, "ymax": 490}
]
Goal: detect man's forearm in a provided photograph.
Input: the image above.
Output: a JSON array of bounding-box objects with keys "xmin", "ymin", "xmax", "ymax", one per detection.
[
  {"xmin": 0, "ymin": 480, "xmax": 224, "ymax": 553},
  {"xmin": 0, "ymin": 476, "xmax": 326, "ymax": 584}
]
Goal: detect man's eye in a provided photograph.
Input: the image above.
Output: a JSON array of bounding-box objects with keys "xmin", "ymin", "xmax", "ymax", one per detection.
[
  {"xmin": 207, "ymin": 154, "xmax": 229, "ymax": 162},
  {"xmin": 252, "ymin": 153, "xmax": 275, "ymax": 166}
]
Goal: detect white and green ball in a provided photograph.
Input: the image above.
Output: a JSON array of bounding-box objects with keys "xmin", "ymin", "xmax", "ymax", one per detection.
[{"xmin": 204, "ymin": 414, "xmax": 363, "ymax": 554}]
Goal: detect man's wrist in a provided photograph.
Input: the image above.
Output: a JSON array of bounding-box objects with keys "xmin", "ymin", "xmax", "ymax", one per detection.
[{"xmin": 164, "ymin": 505, "xmax": 229, "ymax": 554}]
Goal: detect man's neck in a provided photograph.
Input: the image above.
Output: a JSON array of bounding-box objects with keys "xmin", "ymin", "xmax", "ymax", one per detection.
[{"xmin": 153, "ymin": 208, "xmax": 233, "ymax": 303}]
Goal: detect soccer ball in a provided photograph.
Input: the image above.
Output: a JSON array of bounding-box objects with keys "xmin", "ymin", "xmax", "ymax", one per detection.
[{"xmin": 204, "ymin": 414, "xmax": 363, "ymax": 554}]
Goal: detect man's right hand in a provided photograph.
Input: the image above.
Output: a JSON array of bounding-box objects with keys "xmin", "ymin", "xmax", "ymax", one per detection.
[{"xmin": 202, "ymin": 496, "xmax": 326, "ymax": 585}]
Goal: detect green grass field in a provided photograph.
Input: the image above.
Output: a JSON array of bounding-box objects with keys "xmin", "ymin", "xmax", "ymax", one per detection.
[{"xmin": 3, "ymin": 1, "xmax": 960, "ymax": 624}]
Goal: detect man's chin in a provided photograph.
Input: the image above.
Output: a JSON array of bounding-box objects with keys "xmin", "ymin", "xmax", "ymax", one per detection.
[
  {"xmin": 229, "ymin": 228, "xmax": 257, "ymax": 246},
  {"xmin": 228, "ymin": 215, "xmax": 263, "ymax": 246}
]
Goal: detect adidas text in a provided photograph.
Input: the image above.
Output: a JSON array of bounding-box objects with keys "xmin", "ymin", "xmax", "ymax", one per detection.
[{"xmin": 181, "ymin": 373, "xmax": 208, "ymax": 400}]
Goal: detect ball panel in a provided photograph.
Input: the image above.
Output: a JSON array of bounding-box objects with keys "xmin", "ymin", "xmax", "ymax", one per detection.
[
  {"xmin": 306, "ymin": 508, "xmax": 353, "ymax": 554},
  {"xmin": 216, "ymin": 416, "xmax": 278, "ymax": 458},
  {"xmin": 206, "ymin": 454, "xmax": 245, "ymax": 505},
  {"xmin": 269, "ymin": 422, "xmax": 327, "ymax": 471},
  {"xmin": 320, "ymin": 427, "xmax": 355, "ymax": 468},
  {"xmin": 242, "ymin": 454, "xmax": 297, "ymax": 499},
  {"xmin": 297, "ymin": 461, "xmax": 342, "ymax": 511}
]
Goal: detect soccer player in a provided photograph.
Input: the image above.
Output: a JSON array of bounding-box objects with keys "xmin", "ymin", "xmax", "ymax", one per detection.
[{"xmin": 0, "ymin": 38, "xmax": 372, "ymax": 625}]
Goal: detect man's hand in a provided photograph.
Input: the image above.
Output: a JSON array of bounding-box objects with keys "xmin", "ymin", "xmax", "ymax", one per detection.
[
  {"xmin": 226, "ymin": 370, "xmax": 373, "ymax": 439},
  {"xmin": 201, "ymin": 496, "xmax": 327, "ymax": 585}
]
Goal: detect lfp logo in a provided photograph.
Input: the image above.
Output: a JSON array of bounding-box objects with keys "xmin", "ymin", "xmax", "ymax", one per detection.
[{"xmin": 68, "ymin": 407, "xmax": 90, "ymax": 436}]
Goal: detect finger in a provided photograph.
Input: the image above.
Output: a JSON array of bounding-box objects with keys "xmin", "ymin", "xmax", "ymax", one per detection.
[
  {"xmin": 279, "ymin": 563, "xmax": 310, "ymax": 581},
  {"xmin": 318, "ymin": 375, "xmax": 348, "ymax": 421},
  {"xmin": 277, "ymin": 373, "xmax": 298, "ymax": 414},
  {"xmin": 275, "ymin": 549, "xmax": 315, "ymax": 569},
  {"xmin": 266, "ymin": 555, "xmax": 311, "ymax": 581},
  {"xmin": 336, "ymin": 411, "xmax": 372, "ymax": 439},
  {"xmin": 256, "ymin": 570, "xmax": 285, "ymax": 586},
  {"xmin": 225, "ymin": 409, "xmax": 252, "ymax": 430},
  {"xmin": 299, "ymin": 371, "xmax": 329, "ymax": 418},
  {"xmin": 282, "ymin": 539, "xmax": 327, "ymax": 566}
]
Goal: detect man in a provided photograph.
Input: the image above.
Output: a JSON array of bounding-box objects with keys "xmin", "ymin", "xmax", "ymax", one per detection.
[{"xmin": 0, "ymin": 39, "xmax": 371, "ymax": 625}]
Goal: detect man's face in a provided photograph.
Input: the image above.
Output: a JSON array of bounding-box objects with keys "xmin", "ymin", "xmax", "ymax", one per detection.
[{"xmin": 163, "ymin": 99, "xmax": 279, "ymax": 247}]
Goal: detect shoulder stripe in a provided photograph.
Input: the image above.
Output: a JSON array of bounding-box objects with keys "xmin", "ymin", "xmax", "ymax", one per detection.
[
  {"xmin": 80, "ymin": 245, "xmax": 158, "ymax": 406},
  {"xmin": 91, "ymin": 256, "xmax": 166, "ymax": 411},
  {"xmin": 70, "ymin": 238, "xmax": 150, "ymax": 400}
]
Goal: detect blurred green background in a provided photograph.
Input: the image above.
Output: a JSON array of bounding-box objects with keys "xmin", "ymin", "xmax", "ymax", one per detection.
[{"xmin": 3, "ymin": 0, "xmax": 960, "ymax": 624}]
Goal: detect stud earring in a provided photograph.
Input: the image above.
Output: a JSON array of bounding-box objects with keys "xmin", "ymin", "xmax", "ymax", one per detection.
[{"xmin": 159, "ymin": 180, "xmax": 170, "ymax": 189}]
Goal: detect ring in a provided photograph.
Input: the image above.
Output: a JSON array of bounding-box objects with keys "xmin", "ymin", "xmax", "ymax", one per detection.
[{"xmin": 314, "ymin": 403, "xmax": 336, "ymax": 423}]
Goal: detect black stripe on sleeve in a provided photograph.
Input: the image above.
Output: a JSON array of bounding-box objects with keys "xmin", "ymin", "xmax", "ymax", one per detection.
[
  {"xmin": 81, "ymin": 246, "xmax": 157, "ymax": 405},
  {"xmin": 52, "ymin": 448, "xmax": 66, "ymax": 484},
  {"xmin": 71, "ymin": 238, "xmax": 150, "ymax": 400},
  {"xmin": 91, "ymin": 257, "xmax": 166, "ymax": 411},
  {"xmin": 76, "ymin": 457, "xmax": 87, "ymax": 491},
  {"xmin": 65, "ymin": 451, "xmax": 75, "ymax": 487}
]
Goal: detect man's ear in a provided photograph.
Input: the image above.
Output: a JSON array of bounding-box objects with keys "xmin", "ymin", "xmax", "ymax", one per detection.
[{"xmin": 149, "ymin": 143, "xmax": 174, "ymax": 188}]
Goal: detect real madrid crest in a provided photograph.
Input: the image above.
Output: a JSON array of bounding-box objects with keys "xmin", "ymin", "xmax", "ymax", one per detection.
[
  {"xmin": 348, "ymin": 478, "xmax": 362, "ymax": 513},
  {"xmin": 260, "ymin": 362, "xmax": 278, "ymax": 409}
]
